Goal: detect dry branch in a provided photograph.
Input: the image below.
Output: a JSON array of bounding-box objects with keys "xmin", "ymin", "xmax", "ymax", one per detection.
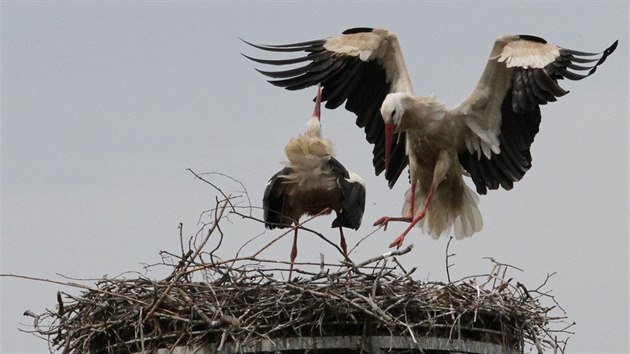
[{"xmin": 11, "ymin": 173, "xmax": 572, "ymax": 354}]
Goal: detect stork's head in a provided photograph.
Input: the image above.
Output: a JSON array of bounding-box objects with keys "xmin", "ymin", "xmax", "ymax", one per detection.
[{"xmin": 380, "ymin": 92, "xmax": 409, "ymax": 172}]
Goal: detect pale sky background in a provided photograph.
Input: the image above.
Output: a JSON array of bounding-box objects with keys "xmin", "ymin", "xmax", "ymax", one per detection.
[{"xmin": 1, "ymin": 2, "xmax": 628, "ymax": 353}]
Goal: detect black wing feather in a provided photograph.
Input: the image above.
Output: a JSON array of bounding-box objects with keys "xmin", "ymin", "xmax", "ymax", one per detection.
[
  {"xmin": 243, "ymin": 29, "xmax": 408, "ymax": 188},
  {"xmin": 327, "ymin": 156, "xmax": 366, "ymax": 230},
  {"xmin": 511, "ymin": 38, "xmax": 617, "ymax": 113},
  {"xmin": 331, "ymin": 178, "xmax": 366, "ymax": 230},
  {"xmin": 262, "ymin": 167, "xmax": 294, "ymax": 229},
  {"xmin": 459, "ymin": 91, "xmax": 541, "ymax": 195}
]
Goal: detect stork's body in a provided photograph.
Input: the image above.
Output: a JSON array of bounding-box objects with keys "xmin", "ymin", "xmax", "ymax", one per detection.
[
  {"xmin": 376, "ymin": 94, "xmax": 483, "ymax": 246},
  {"xmin": 249, "ymin": 29, "xmax": 617, "ymax": 248},
  {"xmin": 263, "ymin": 87, "xmax": 366, "ymax": 279}
]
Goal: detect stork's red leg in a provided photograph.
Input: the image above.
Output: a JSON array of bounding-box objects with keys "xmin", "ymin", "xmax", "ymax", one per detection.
[
  {"xmin": 373, "ymin": 180, "xmax": 417, "ymax": 229},
  {"xmin": 389, "ymin": 179, "xmax": 436, "ymax": 249},
  {"xmin": 338, "ymin": 226, "xmax": 349, "ymax": 260},
  {"xmin": 288, "ymin": 225, "xmax": 299, "ymax": 281}
]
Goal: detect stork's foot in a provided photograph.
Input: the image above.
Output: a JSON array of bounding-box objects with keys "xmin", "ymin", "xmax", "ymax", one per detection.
[
  {"xmin": 373, "ymin": 216, "xmax": 390, "ymax": 229},
  {"xmin": 388, "ymin": 223, "xmax": 417, "ymax": 249},
  {"xmin": 373, "ymin": 215, "xmax": 413, "ymax": 230},
  {"xmin": 388, "ymin": 207, "xmax": 429, "ymax": 249},
  {"xmin": 389, "ymin": 233, "xmax": 407, "ymax": 249}
]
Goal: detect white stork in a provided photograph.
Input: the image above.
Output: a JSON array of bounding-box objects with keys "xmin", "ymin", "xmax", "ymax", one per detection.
[
  {"xmin": 263, "ymin": 86, "xmax": 366, "ymax": 279},
  {"xmin": 247, "ymin": 28, "xmax": 617, "ymax": 248}
]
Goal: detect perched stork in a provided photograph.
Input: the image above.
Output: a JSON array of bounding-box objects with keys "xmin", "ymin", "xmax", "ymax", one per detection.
[
  {"xmin": 247, "ymin": 28, "xmax": 617, "ymax": 248},
  {"xmin": 263, "ymin": 86, "xmax": 366, "ymax": 279}
]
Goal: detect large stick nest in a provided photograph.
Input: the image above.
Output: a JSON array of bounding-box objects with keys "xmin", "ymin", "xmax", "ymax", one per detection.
[{"xmin": 20, "ymin": 172, "xmax": 573, "ymax": 353}]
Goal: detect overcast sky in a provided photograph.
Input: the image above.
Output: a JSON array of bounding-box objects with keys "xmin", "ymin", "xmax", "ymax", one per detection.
[{"xmin": 2, "ymin": 2, "xmax": 628, "ymax": 353}]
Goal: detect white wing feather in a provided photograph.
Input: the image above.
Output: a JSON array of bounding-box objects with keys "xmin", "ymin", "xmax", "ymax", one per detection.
[{"xmin": 449, "ymin": 35, "xmax": 561, "ymax": 158}]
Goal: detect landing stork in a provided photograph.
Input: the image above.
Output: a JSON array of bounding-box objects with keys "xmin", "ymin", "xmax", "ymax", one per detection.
[
  {"xmin": 263, "ymin": 86, "xmax": 366, "ymax": 279},
  {"xmin": 247, "ymin": 28, "xmax": 617, "ymax": 248}
]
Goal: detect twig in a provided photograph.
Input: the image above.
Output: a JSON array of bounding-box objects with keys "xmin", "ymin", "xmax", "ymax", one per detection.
[
  {"xmin": 16, "ymin": 174, "xmax": 572, "ymax": 354},
  {"xmin": 445, "ymin": 236, "xmax": 455, "ymax": 283},
  {"xmin": 144, "ymin": 194, "xmax": 232, "ymax": 321}
]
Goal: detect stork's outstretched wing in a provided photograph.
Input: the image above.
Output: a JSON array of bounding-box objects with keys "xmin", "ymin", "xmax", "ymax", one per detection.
[
  {"xmin": 243, "ymin": 28, "xmax": 413, "ymax": 188},
  {"xmin": 452, "ymin": 34, "xmax": 617, "ymax": 194}
]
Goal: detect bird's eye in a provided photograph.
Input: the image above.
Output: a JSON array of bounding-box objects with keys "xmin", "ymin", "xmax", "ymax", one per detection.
[{"xmin": 391, "ymin": 109, "xmax": 397, "ymax": 118}]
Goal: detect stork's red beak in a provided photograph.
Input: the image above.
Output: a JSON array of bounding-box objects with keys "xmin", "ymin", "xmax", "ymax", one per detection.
[
  {"xmin": 312, "ymin": 85, "xmax": 322, "ymax": 120},
  {"xmin": 384, "ymin": 122, "xmax": 394, "ymax": 173}
]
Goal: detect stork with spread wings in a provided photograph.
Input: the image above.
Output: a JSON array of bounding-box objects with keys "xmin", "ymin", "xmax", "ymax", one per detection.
[{"xmin": 245, "ymin": 28, "xmax": 617, "ymax": 248}]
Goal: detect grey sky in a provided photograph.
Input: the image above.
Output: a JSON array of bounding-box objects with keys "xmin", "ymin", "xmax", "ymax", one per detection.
[{"xmin": 2, "ymin": 2, "xmax": 628, "ymax": 353}]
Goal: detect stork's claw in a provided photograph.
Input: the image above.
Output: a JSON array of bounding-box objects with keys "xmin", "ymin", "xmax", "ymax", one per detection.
[
  {"xmin": 373, "ymin": 215, "xmax": 413, "ymax": 230},
  {"xmin": 373, "ymin": 216, "xmax": 392, "ymax": 230},
  {"xmin": 389, "ymin": 234, "xmax": 406, "ymax": 249},
  {"xmin": 374, "ymin": 213, "xmax": 415, "ymax": 249}
]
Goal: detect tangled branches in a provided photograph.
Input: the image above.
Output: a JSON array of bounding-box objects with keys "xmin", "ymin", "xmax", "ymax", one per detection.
[{"xmin": 15, "ymin": 171, "xmax": 573, "ymax": 353}]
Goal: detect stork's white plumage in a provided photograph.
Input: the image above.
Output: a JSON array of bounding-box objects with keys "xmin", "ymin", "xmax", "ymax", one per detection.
[
  {"xmin": 248, "ymin": 28, "xmax": 617, "ymax": 248},
  {"xmin": 263, "ymin": 86, "xmax": 366, "ymax": 279}
]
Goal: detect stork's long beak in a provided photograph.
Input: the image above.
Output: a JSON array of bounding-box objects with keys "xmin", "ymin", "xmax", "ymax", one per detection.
[
  {"xmin": 384, "ymin": 122, "xmax": 394, "ymax": 173},
  {"xmin": 312, "ymin": 85, "xmax": 322, "ymax": 120}
]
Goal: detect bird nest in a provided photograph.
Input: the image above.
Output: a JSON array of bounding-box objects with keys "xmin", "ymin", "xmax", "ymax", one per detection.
[{"xmin": 20, "ymin": 172, "xmax": 573, "ymax": 354}]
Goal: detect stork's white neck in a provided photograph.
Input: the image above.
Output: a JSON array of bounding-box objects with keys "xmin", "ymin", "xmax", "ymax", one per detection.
[{"xmin": 305, "ymin": 116, "xmax": 322, "ymax": 138}]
